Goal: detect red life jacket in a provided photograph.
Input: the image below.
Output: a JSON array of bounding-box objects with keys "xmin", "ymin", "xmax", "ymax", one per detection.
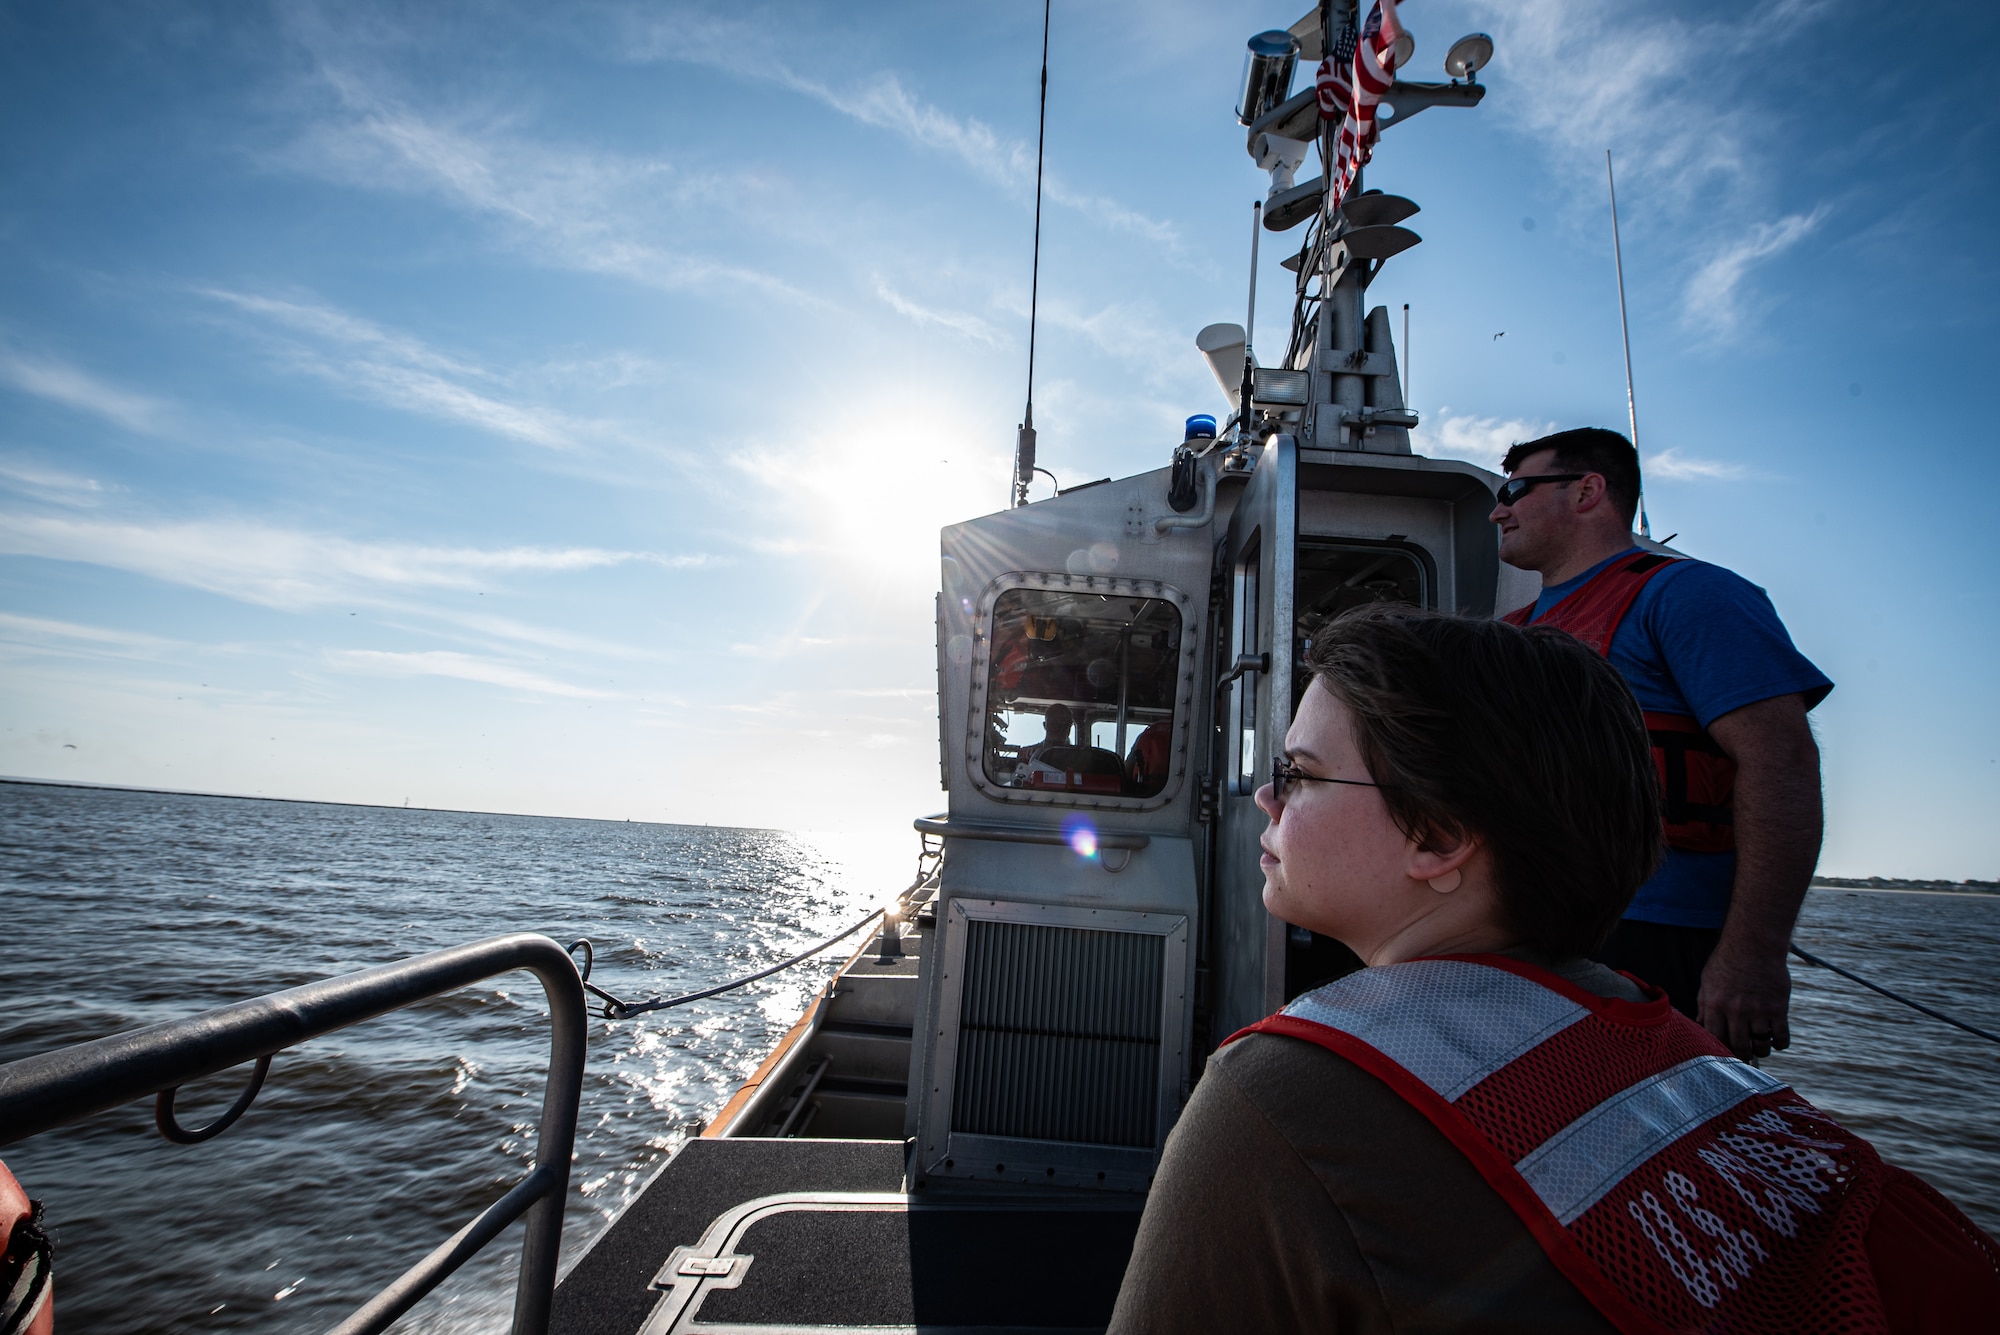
[
  {"xmin": 1232, "ymin": 957, "xmax": 2000, "ymax": 1334},
  {"xmin": 1503, "ymin": 552, "xmax": 1736, "ymax": 853}
]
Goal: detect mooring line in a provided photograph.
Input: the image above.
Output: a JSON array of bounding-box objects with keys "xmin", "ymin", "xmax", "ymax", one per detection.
[
  {"xmin": 1789, "ymin": 941, "xmax": 2000, "ymax": 1046},
  {"xmin": 569, "ymin": 908, "xmax": 886, "ymax": 1020}
]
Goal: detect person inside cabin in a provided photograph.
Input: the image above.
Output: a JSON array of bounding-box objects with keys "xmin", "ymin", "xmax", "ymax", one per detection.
[
  {"xmin": 1013, "ymin": 703, "xmax": 1074, "ymax": 781},
  {"xmin": 0, "ymin": 1159, "xmax": 54, "ymax": 1335},
  {"xmin": 1110, "ymin": 606, "xmax": 1997, "ymax": 1334},
  {"xmin": 1489, "ymin": 427, "xmax": 1830, "ymax": 1060},
  {"xmin": 1124, "ymin": 720, "xmax": 1171, "ymax": 796}
]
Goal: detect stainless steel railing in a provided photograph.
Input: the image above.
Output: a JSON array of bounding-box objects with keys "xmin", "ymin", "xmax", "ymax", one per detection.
[{"xmin": 0, "ymin": 932, "xmax": 587, "ymax": 1335}]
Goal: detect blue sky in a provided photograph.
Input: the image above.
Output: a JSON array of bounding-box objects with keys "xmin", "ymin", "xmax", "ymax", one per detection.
[{"xmin": 2, "ymin": 0, "xmax": 1995, "ymax": 879}]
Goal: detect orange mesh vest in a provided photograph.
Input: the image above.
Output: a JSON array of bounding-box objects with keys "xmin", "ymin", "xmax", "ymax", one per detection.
[
  {"xmin": 1232, "ymin": 958, "xmax": 2000, "ymax": 1334},
  {"xmin": 1503, "ymin": 552, "xmax": 1736, "ymax": 853}
]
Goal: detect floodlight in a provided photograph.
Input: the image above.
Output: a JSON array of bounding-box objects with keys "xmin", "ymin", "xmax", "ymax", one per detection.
[
  {"xmin": 1391, "ymin": 31, "xmax": 1415, "ymax": 70},
  {"xmin": 1444, "ymin": 33, "xmax": 1493, "ymax": 80},
  {"xmin": 1252, "ymin": 367, "xmax": 1311, "ymax": 408}
]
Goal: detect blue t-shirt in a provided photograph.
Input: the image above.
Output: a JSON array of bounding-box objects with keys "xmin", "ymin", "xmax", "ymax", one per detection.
[{"xmin": 1527, "ymin": 549, "xmax": 1833, "ymax": 929}]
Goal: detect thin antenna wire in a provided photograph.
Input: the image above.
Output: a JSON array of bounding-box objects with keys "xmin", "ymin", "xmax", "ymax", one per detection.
[
  {"xmin": 1401, "ymin": 302, "xmax": 1411, "ymax": 411},
  {"xmin": 1606, "ymin": 149, "xmax": 1651, "ymax": 538},
  {"xmin": 1012, "ymin": 0, "xmax": 1053, "ymax": 508},
  {"xmin": 1245, "ymin": 202, "xmax": 1262, "ymax": 349},
  {"xmin": 1240, "ymin": 201, "xmax": 1262, "ymax": 432}
]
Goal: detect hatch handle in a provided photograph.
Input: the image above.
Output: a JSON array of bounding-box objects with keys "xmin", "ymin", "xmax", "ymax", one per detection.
[{"xmin": 1215, "ymin": 651, "xmax": 1269, "ymax": 690}]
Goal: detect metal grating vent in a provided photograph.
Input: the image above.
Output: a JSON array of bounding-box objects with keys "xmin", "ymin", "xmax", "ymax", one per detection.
[{"xmin": 951, "ymin": 920, "xmax": 1165, "ymax": 1149}]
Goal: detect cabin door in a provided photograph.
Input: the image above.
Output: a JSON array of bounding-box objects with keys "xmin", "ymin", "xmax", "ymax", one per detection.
[{"xmin": 1207, "ymin": 433, "xmax": 1296, "ymax": 1045}]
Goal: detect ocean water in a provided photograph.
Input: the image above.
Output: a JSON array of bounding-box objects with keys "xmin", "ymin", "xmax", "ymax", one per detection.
[
  {"xmin": 2, "ymin": 781, "xmax": 1996, "ymax": 1332},
  {"xmin": 0, "ymin": 781, "xmax": 894, "ymax": 1333}
]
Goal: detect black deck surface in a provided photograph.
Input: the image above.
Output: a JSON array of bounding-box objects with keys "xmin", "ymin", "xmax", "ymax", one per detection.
[{"xmin": 551, "ymin": 1138, "xmax": 1143, "ymax": 1333}]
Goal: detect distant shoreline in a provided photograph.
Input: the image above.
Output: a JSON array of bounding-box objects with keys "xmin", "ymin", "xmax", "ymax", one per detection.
[
  {"xmin": 1812, "ymin": 881, "xmax": 1999, "ymax": 899},
  {"xmin": 0, "ymin": 774, "xmax": 773, "ymax": 833}
]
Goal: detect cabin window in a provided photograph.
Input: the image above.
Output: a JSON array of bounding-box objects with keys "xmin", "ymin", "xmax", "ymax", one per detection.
[{"xmin": 982, "ymin": 588, "xmax": 1182, "ymax": 799}]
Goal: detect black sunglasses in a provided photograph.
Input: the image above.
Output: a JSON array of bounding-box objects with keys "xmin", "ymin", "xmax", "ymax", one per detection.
[
  {"xmin": 1272, "ymin": 758, "xmax": 1386, "ymax": 801},
  {"xmin": 1495, "ymin": 472, "xmax": 1586, "ymax": 506}
]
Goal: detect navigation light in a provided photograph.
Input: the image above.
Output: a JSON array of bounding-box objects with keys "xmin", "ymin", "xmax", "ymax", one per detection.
[{"xmin": 1237, "ymin": 31, "xmax": 1299, "ymax": 126}]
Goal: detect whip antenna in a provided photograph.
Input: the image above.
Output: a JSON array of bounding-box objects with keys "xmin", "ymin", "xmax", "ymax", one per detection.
[
  {"xmin": 1012, "ymin": 0, "xmax": 1053, "ymax": 508},
  {"xmin": 1606, "ymin": 150, "xmax": 1651, "ymax": 538}
]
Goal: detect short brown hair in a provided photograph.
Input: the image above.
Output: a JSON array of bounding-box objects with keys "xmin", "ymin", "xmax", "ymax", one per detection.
[
  {"xmin": 1305, "ymin": 605, "xmax": 1662, "ymax": 959},
  {"xmin": 1502, "ymin": 427, "xmax": 1642, "ymax": 527}
]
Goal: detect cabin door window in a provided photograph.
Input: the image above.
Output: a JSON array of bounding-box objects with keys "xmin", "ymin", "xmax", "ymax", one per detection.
[
  {"xmin": 1232, "ymin": 535, "xmax": 1261, "ymax": 795},
  {"xmin": 981, "ymin": 588, "xmax": 1182, "ymax": 799},
  {"xmin": 1293, "ymin": 541, "xmax": 1431, "ymax": 710}
]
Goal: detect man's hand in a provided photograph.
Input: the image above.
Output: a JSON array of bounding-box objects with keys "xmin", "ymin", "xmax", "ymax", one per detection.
[
  {"xmin": 1702, "ymin": 693, "xmax": 1822, "ymax": 1060},
  {"xmin": 1698, "ymin": 936, "xmax": 1792, "ymax": 1059}
]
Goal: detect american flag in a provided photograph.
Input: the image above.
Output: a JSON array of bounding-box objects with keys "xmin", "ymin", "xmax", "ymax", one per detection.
[
  {"xmin": 1318, "ymin": 0, "xmax": 1404, "ymax": 214},
  {"xmin": 1315, "ymin": 20, "xmax": 1356, "ymax": 118}
]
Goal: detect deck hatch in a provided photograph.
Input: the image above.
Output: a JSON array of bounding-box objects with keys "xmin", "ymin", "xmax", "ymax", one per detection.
[{"xmin": 951, "ymin": 920, "xmax": 1164, "ymax": 1147}]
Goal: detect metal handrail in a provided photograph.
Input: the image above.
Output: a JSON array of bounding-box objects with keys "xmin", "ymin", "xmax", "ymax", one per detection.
[
  {"xmin": 0, "ymin": 933, "xmax": 587, "ymax": 1335},
  {"xmin": 913, "ymin": 814, "xmax": 1150, "ymax": 850}
]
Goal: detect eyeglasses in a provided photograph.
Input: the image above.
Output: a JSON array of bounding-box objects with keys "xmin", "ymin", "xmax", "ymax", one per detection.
[
  {"xmin": 1271, "ymin": 758, "xmax": 1386, "ymax": 801},
  {"xmin": 1495, "ymin": 473, "xmax": 1585, "ymax": 506}
]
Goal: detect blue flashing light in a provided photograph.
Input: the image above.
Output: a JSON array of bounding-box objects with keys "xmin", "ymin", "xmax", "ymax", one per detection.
[{"xmin": 1184, "ymin": 414, "xmax": 1217, "ymax": 442}]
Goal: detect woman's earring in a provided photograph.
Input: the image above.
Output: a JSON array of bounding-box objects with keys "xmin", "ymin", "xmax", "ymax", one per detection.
[{"xmin": 1428, "ymin": 869, "xmax": 1462, "ymax": 893}]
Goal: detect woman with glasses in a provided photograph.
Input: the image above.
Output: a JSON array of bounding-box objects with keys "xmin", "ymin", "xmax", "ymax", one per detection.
[{"xmin": 1110, "ymin": 605, "xmax": 1996, "ymax": 1334}]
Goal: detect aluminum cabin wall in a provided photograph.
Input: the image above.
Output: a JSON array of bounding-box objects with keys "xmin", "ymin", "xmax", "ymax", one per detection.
[{"xmin": 915, "ymin": 463, "xmax": 1228, "ymax": 1187}]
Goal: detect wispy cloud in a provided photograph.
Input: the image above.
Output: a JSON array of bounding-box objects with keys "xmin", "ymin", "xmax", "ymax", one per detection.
[
  {"xmin": 0, "ymin": 510, "xmax": 700, "ymax": 610},
  {"xmin": 1469, "ymin": 0, "xmax": 1829, "ymax": 202},
  {"xmin": 623, "ymin": 15, "xmax": 1183, "ymax": 256},
  {"xmin": 1681, "ymin": 207, "xmax": 1829, "ymax": 336},
  {"xmin": 201, "ymin": 288, "xmax": 584, "ymax": 448},
  {"xmin": 1412, "ymin": 409, "xmax": 1557, "ymax": 470},
  {"xmin": 1466, "ymin": 0, "xmax": 1834, "ymax": 341},
  {"xmin": 873, "ymin": 280, "xmax": 1004, "ymax": 346},
  {"xmin": 1646, "ymin": 448, "xmax": 1749, "ymax": 482},
  {"xmin": 0, "ymin": 611, "xmax": 177, "ymax": 654},
  {"xmin": 329, "ymin": 648, "xmax": 618, "ymax": 699},
  {"xmin": 283, "ymin": 64, "xmax": 807, "ymax": 305},
  {"xmin": 790, "ymin": 70, "xmax": 1181, "ymax": 252},
  {"xmin": 729, "ymin": 634, "xmax": 842, "ymax": 659},
  {"xmin": 0, "ymin": 455, "xmax": 110, "ymax": 506},
  {"xmin": 0, "ymin": 353, "xmax": 171, "ymax": 435}
]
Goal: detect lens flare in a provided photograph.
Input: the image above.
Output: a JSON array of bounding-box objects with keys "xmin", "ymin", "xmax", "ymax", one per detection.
[{"xmin": 1062, "ymin": 814, "xmax": 1099, "ymax": 859}]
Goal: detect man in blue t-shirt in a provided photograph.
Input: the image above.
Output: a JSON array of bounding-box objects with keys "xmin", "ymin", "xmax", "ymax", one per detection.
[{"xmin": 1490, "ymin": 427, "xmax": 1831, "ymax": 1061}]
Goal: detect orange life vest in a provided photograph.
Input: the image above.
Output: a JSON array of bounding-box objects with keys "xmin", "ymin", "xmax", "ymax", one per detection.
[
  {"xmin": 1233, "ymin": 957, "xmax": 2000, "ymax": 1334},
  {"xmin": 1504, "ymin": 552, "xmax": 1736, "ymax": 853}
]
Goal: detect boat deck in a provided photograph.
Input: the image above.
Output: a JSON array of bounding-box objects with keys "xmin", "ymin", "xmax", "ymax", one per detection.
[
  {"xmin": 552, "ymin": 916, "xmax": 1144, "ymax": 1333},
  {"xmin": 550, "ymin": 1137, "xmax": 1142, "ymax": 1334}
]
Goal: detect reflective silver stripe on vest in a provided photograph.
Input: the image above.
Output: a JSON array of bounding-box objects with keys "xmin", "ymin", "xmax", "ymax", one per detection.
[
  {"xmin": 1284, "ymin": 960, "xmax": 1588, "ymax": 1101},
  {"xmin": 1517, "ymin": 1054, "xmax": 1789, "ymax": 1225}
]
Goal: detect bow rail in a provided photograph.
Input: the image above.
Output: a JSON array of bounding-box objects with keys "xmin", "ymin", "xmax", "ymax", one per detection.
[{"xmin": 0, "ymin": 932, "xmax": 587, "ymax": 1335}]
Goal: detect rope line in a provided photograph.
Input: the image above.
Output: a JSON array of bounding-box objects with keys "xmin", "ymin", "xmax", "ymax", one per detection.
[
  {"xmin": 576, "ymin": 908, "xmax": 885, "ymax": 1020},
  {"xmin": 1789, "ymin": 941, "xmax": 2000, "ymax": 1046}
]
